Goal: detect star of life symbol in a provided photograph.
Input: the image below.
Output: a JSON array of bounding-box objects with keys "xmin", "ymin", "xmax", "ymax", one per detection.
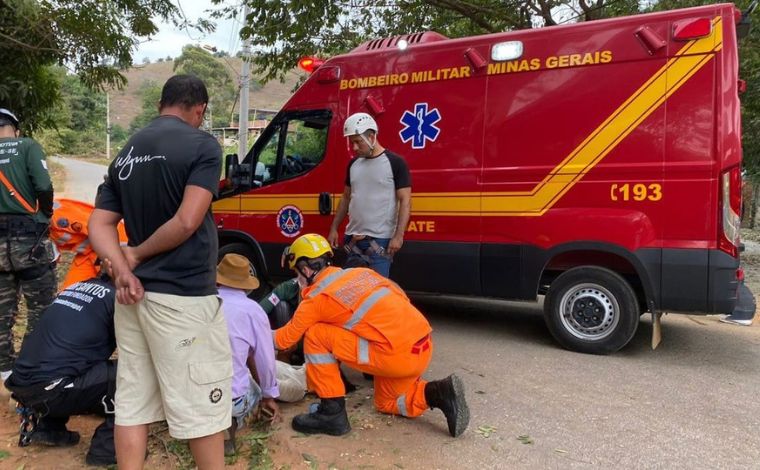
[{"xmin": 399, "ymin": 102, "xmax": 441, "ymax": 149}]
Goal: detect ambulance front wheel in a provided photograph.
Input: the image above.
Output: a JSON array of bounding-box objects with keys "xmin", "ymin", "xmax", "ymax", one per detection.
[
  {"xmin": 218, "ymin": 242, "xmax": 268, "ymax": 299},
  {"xmin": 543, "ymin": 266, "xmax": 639, "ymax": 355}
]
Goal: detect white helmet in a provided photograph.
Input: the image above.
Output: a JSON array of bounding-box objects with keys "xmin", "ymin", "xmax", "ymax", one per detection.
[
  {"xmin": 0, "ymin": 108, "xmax": 19, "ymax": 129},
  {"xmin": 343, "ymin": 112, "xmax": 378, "ymax": 137}
]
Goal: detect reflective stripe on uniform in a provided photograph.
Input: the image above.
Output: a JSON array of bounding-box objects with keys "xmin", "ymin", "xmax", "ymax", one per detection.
[
  {"xmin": 396, "ymin": 394, "xmax": 408, "ymax": 417},
  {"xmin": 344, "ymin": 287, "xmax": 390, "ymax": 330},
  {"xmin": 55, "ymin": 232, "xmax": 72, "ymax": 243},
  {"xmin": 358, "ymin": 337, "xmax": 370, "ymax": 364},
  {"xmin": 74, "ymin": 240, "xmax": 90, "ymax": 254},
  {"xmin": 305, "ymin": 353, "xmax": 337, "ymax": 364},
  {"xmin": 306, "ymin": 269, "xmax": 351, "ymax": 298}
]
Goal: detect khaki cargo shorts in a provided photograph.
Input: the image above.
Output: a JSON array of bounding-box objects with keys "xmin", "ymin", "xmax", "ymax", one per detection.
[{"xmin": 114, "ymin": 292, "xmax": 232, "ymax": 439}]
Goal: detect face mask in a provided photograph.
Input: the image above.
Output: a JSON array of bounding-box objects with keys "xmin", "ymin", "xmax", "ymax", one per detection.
[{"xmin": 296, "ymin": 273, "xmax": 309, "ymax": 289}]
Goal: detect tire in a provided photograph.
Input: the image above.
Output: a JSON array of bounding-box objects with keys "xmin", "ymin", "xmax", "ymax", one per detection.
[
  {"xmin": 218, "ymin": 242, "xmax": 269, "ymax": 299},
  {"xmin": 543, "ymin": 266, "xmax": 639, "ymax": 355}
]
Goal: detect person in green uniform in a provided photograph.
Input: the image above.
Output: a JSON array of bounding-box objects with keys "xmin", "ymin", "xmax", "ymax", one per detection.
[
  {"xmin": 259, "ymin": 278, "xmax": 300, "ymax": 330},
  {"xmin": 0, "ymin": 108, "xmax": 56, "ymax": 381}
]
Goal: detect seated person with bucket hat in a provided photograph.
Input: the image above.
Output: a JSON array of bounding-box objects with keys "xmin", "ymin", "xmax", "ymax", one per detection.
[{"xmin": 216, "ymin": 253, "xmax": 280, "ymax": 455}]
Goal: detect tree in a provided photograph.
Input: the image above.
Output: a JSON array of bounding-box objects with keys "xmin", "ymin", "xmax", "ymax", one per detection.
[
  {"xmin": 34, "ymin": 67, "xmax": 109, "ymax": 157},
  {"xmin": 173, "ymin": 45, "xmax": 237, "ymax": 127},
  {"xmin": 129, "ymin": 80, "xmax": 162, "ymax": 133},
  {"xmin": 0, "ymin": 0, "xmax": 209, "ymax": 133},
  {"xmin": 212, "ymin": 0, "xmax": 643, "ymax": 84}
]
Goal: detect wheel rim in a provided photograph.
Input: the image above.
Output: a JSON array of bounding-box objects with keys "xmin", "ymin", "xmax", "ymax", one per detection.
[
  {"xmin": 558, "ymin": 283, "xmax": 619, "ymax": 340},
  {"xmin": 246, "ymin": 261, "xmax": 257, "ymax": 278}
]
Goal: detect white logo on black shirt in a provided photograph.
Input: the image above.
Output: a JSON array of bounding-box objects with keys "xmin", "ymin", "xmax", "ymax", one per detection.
[{"xmin": 116, "ymin": 146, "xmax": 166, "ymax": 180}]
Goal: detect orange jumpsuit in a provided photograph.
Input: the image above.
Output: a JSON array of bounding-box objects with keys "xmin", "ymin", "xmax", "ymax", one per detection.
[
  {"xmin": 50, "ymin": 199, "xmax": 127, "ymax": 289},
  {"xmin": 274, "ymin": 266, "xmax": 434, "ymax": 418}
]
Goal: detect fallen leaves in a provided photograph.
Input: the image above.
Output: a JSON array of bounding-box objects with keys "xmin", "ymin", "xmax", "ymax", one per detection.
[
  {"xmin": 517, "ymin": 434, "xmax": 534, "ymax": 445},
  {"xmin": 476, "ymin": 425, "xmax": 497, "ymax": 438}
]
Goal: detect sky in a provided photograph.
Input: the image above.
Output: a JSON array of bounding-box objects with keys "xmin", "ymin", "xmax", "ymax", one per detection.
[{"xmin": 133, "ymin": 0, "xmax": 243, "ymax": 62}]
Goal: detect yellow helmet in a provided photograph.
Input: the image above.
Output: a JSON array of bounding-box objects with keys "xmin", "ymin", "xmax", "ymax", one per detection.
[{"xmin": 285, "ymin": 233, "xmax": 333, "ymax": 269}]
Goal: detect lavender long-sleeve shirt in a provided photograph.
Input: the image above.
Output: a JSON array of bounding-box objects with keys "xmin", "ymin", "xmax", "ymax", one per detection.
[{"xmin": 218, "ymin": 286, "xmax": 279, "ymax": 399}]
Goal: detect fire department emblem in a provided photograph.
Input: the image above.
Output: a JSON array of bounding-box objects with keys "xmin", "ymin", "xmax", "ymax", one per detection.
[
  {"xmin": 399, "ymin": 102, "xmax": 441, "ymax": 149},
  {"xmin": 277, "ymin": 205, "xmax": 303, "ymax": 238}
]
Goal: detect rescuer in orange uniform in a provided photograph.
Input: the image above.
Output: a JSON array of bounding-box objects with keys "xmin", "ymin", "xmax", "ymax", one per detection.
[
  {"xmin": 51, "ymin": 198, "xmax": 127, "ymax": 289},
  {"xmin": 274, "ymin": 233, "xmax": 469, "ymax": 437}
]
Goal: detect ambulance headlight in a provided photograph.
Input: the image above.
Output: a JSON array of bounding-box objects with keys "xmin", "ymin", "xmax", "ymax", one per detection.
[{"xmin": 491, "ymin": 41, "xmax": 523, "ymax": 61}]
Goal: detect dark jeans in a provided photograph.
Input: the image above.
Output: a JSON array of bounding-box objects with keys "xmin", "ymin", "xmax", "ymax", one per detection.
[
  {"xmin": 9, "ymin": 360, "xmax": 115, "ymax": 462},
  {"xmin": 343, "ymin": 235, "xmax": 392, "ymax": 277}
]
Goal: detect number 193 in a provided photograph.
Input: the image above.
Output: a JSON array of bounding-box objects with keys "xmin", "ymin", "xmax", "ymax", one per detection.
[{"xmin": 610, "ymin": 183, "xmax": 662, "ymax": 202}]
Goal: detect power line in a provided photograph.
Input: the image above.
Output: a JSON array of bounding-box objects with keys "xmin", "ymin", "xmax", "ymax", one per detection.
[{"xmin": 175, "ymin": 0, "xmax": 202, "ymax": 41}]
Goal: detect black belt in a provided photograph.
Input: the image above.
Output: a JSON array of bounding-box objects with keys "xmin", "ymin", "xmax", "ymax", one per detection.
[{"xmin": 0, "ymin": 214, "xmax": 44, "ymax": 235}]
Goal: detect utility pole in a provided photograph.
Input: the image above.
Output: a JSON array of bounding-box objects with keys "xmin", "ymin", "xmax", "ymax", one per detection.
[
  {"xmin": 106, "ymin": 91, "xmax": 111, "ymax": 161},
  {"xmin": 238, "ymin": 2, "xmax": 251, "ymax": 161}
]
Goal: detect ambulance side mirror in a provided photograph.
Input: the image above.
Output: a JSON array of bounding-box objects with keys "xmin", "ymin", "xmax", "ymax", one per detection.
[
  {"xmin": 221, "ymin": 154, "xmax": 252, "ymax": 196},
  {"xmin": 224, "ymin": 154, "xmax": 238, "ymax": 182}
]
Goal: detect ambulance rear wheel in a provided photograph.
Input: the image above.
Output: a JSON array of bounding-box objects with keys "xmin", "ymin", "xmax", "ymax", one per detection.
[
  {"xmin": 544, "ymin": 267, "xmax": 639, "ymax": 355},
  {"xmin": 218, "ymin": 242, "xmax": 268, "ymax": 299}
]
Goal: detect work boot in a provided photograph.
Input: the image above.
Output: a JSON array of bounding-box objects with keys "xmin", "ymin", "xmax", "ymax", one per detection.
[
  {"xmin": 424, "ymin": 374, "xmax": 470, "ymax": 437},
  {"xmin": 292, "ymin": 397, "xmax": 350, "ymax": 436},
  {"xmin": 30, "ymin": 429, "xmax": 80, "ymax": 447}
]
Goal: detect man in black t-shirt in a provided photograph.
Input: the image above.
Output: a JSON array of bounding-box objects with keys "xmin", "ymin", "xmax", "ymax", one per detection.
[
  {"xmin": 327, "ymin": 112, "xmax": 412, "ymax": 278},
  {"xmin": 89, "ymin": 75, "xmax": 231, "ymax": 469},
  {"xmin": 5, "ymin": 276, "xmax": 116, "ymax": 466}
]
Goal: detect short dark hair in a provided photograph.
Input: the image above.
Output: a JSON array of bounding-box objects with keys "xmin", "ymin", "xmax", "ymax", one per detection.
[{"xmin": 159, "ymin": 75, "xmax": 209, "ymax": 110}]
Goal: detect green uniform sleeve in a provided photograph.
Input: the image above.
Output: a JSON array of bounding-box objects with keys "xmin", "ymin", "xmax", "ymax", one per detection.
[
  {"xmin": 24, "ymin": 139, "xmax": 53, "ymax": 219},
  {"xmin": 259, "ymin": 279, "xmax": 300, "ymax": 314},
  {"xmin": 25, "ymin": 139, "xmax": 52, "ymax": 193}
]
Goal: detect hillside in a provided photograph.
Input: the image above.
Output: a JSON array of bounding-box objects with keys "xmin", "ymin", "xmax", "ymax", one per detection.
[{"xmin": 109, "ymin": 58, "xmax": 304, "ymax": 130}]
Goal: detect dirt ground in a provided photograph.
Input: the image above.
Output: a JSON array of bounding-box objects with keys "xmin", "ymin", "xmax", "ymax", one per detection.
[
  {"xmin": 0, "ymin": 370, "xmax": 439, "ymax": 470},
  {"xmin": 0, "ymin": 232, "xmax": 758, "ymax": 469}
]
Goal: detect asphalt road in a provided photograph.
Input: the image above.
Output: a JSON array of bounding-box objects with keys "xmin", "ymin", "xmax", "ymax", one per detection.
[
  {"xmin": 50, "ymin": 156, "xmax": 107, "ymax": 202},
  {"xmin": 397, "ymin": 295, "xmax": 760, "ymax": 468}
]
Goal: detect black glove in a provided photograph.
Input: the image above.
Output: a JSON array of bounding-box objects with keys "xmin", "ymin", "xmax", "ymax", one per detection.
[{"xmin": 37, "ymin": 190, "xmax": 54, "ymax": 218}]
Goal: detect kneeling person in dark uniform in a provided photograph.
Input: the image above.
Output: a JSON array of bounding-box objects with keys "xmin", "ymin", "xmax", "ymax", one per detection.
[{"xmin": 4, "ymin": 276, "xmax": 116, "ymax": 466}]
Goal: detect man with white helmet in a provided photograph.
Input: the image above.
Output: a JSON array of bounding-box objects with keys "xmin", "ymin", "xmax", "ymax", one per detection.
[{"xmin": 327, "ymin": 112, "xmax": 411, "ymax": 277}]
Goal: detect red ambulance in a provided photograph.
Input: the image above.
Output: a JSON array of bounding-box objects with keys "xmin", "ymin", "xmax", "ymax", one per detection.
[{"xmin": 214, "ymin": 3, "xmax": 747, "ymax": 354}]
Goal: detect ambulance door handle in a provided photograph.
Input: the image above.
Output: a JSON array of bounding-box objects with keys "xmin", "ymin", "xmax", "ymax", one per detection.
[{"xmin": 318, "ymin": 192, "xmax": 331, "ymax": 215}]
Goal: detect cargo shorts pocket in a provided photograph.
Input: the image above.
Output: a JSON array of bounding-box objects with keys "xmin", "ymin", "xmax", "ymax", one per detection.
[
  {"xmin": 144, "ymin": 294, "xmax": 185, "ymax": 313},
  {"xmin": 189, "ymin": 361, "xmax": 233, "ymax": 411}
]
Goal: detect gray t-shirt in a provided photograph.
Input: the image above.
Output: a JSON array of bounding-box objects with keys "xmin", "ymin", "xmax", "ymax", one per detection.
[
  {"xmin": 344, "ymin": 150, "xmax": 411, "ymax": 239},
  {"xmin": 96, "ymin": 115, "xmax": 222, "ymax": 296}
]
